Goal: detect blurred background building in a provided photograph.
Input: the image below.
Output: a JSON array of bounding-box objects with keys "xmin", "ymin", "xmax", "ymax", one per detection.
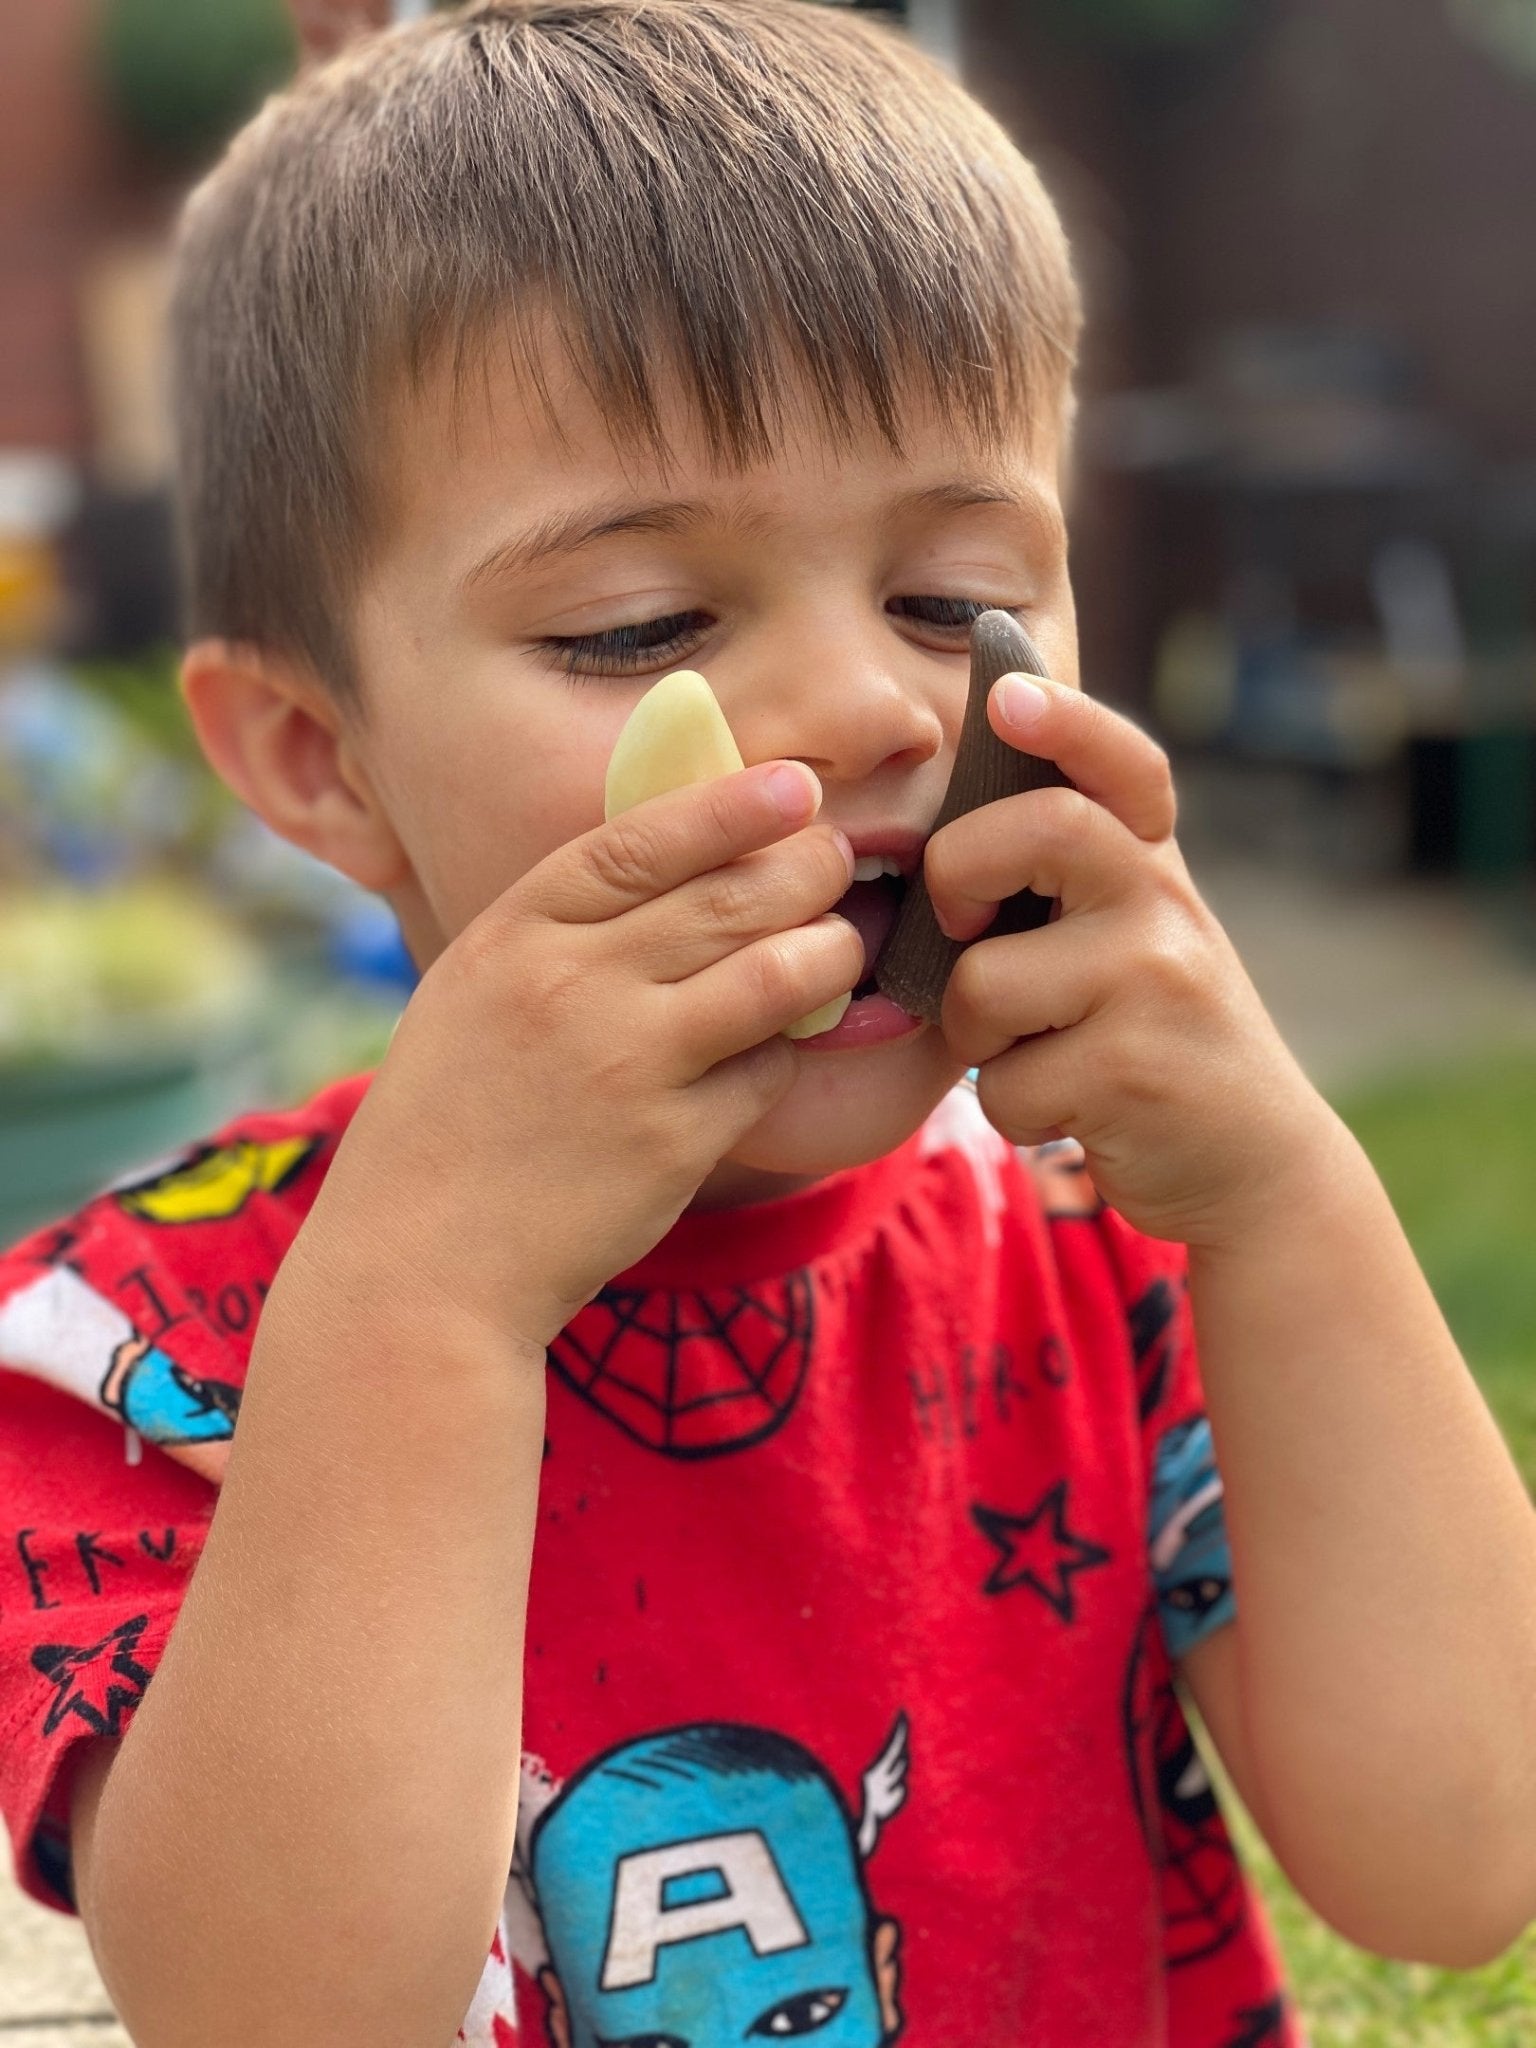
[{"xmin": 1, "ymin": 0, "xmax": 1535, "ymax": 1247}]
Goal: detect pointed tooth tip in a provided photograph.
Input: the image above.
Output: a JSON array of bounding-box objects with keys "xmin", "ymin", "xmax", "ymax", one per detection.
[{"xmin": 970, "ymin": 609, "xmax": 1046, "ymax": 685}]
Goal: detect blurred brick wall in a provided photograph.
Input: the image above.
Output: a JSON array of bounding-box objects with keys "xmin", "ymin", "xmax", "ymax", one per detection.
[
  {"xmin": 960, "ymin": 6, "xmax": 1151, "ymax": 700},
  {"xmin": 968, "ymin": 0, "xmax": 1536, "ymax": 456},
  {"xmin": 964, "ymin": 0, "xmax": 1536, "ymax": 699},
  {"xmin": 0, "ymin": 0, "xmax": 176, "ymax": 458},
  {"xmin": 1137, "ymin": 0, "xmax": 1536, "ymax": 458}
]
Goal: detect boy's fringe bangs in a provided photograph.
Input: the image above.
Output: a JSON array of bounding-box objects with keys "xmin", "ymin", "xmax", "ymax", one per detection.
[
  {"xmin": 394, "ymin": 3, "xmax": 1077, "ymax": 463},
  {"xmin": 172, "ymin": 0, "xmax": 1082, "ymax": 698}
]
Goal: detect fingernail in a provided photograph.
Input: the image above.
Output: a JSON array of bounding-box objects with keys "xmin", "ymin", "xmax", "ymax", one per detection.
[
  {"xmin": 763, "ymin": 762, "xmax": 819, "ymax": 820},
  {"xmin": 831, "ymin": 828, "xmax": 856, "ymax": 880},
  {"xmin": 936, "ymin": 903, "xmax": 993, "ymax": 943},
  {"xmin": 997, "ymin": 674, "xmax": 1048, "ymax": 730}
]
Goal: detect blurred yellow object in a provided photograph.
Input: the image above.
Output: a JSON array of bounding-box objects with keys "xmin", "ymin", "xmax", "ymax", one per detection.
[
  {"xmin": 0, "ymin": 536, "xmax": 62, "ymax": 654},
  {"xmin": 604, "ymin": 670, "xmax": 853, "ymax": 1042},
  {"xmin": 1151, "ymin": 612, "xmax": 1236, "ymax": 744}
]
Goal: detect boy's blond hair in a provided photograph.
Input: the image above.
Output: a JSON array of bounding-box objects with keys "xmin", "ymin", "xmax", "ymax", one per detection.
[{"xmin": 170, "ymin": 0, "xmax": 1081, "ymax": 703}]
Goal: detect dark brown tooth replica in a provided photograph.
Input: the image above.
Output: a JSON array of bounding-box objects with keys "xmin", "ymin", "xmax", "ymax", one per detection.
[{"xmin": 874, "ymin": 609, "xmax": 1073, "ymax": 1026}]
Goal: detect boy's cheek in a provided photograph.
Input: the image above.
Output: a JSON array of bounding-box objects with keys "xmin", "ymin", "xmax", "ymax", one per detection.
[{"xmin": 372, "ymin": 732, "xmax": 600, "ymax": 941}]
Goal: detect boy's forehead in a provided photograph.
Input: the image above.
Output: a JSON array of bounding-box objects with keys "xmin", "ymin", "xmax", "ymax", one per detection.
[{"xmin": 372, "ymin": 316, "xmax": 1066, "ymax": 579}]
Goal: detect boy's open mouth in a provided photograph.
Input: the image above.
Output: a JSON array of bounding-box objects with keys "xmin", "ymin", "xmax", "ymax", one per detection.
[{"xmin": 833, "ymin": 873, "xmax": 907, "ymax": 1000}]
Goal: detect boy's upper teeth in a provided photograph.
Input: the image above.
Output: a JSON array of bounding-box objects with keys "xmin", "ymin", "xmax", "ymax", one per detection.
[{"xmin": 852, "ymin": 855, "xmax": 905, "ymax": 882}]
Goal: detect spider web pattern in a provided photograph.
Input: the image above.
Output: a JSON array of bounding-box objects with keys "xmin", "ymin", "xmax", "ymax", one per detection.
[
  {"xmin": 548, "ymin": 1271, "xmax": 816, "ymax": 1458},
  {"xmin": 1123, "ymin": 1613, "xmax": 1248, "ymax": 1968}
]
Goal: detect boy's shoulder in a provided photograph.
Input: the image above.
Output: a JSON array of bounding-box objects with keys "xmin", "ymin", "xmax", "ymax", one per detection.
[
  {"xmin": 0, "ymin": 1071, "xmax": 1187, "ymax": 1472},
  {"xmin": 0, "ymin": 1071, "xmax": 369, "ymax": 1468}
]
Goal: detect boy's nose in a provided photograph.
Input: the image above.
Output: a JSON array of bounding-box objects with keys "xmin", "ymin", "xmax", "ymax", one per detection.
[{"xmin": 724, "ymin": 631, "xmax": 949, "ymax": 792}]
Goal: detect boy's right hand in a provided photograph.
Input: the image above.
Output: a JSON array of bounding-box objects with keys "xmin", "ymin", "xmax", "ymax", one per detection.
[{"xmin": 290, "ymin": 760, "xmax": 862, "ymax": 1354}]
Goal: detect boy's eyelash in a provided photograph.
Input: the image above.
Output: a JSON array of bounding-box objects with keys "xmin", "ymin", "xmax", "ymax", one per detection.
[
  {"xmin": 886, "ymin": 596, "xmax": 1008, "ymax": 633},
  {"xmin": 540, "ymin": 596, "xmax": 1023, "ymax": 680},
  {"xmin": 542, "ymin": 610, "xmax": 709, "ymax": 677}
]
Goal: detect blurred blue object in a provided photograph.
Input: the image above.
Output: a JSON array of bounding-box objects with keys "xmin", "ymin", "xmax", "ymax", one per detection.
[
  {"xmin": 0, "ymin": 659, "xmax": 196, "ymax": 879},
  {"xmin": 329, "ymin": 900, "xmax": 420, "ymax": 993}
]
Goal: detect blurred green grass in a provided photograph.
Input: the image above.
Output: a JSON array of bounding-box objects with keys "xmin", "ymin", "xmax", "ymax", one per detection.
[{"xmin": 1236, "ymin": 1045, "xmax": 1536, "ymax": 2043}]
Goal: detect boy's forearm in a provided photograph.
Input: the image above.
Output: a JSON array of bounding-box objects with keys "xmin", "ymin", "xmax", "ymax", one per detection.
[
  {"xmin": 1188, "ymin": 1107, "xmax": 1536, "ymax": 1959},
  {"xmin": 80, "ymin": 1235, "xmax": 546, "ymax": 2048}
]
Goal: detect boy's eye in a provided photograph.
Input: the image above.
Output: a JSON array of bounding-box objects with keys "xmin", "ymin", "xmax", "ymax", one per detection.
[
  {"xmin": 887, "ymin": 595, "xmax": 1021, "ymax": 641},
  {"xmin": 540, "ymin": 610, "xmax": 712, "ymax": 678},
  {"xmin": 540, "ymin": 595, "xmax": 1021, "ymax": 679}
]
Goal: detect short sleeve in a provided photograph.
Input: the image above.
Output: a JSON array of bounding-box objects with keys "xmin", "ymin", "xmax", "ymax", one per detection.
[
  {"xmin": 0, "ymin": 1073, "xmax": 363, "ymax": 1911},
  {"xmin": 0, "ymin": 1370, "xmax": 213, "ymax": 1910},
  {"xmin": 1033, "ymin": 1144, "xmax": 1236, "ymax": 1663},
  {"xmin": 1146, "ymin": 1413, "xmax": 1234, "ymax": 1659},
  {"xmin": 1099, "ymin": 1207, "xmax": 1237, "ymax": 1662}
]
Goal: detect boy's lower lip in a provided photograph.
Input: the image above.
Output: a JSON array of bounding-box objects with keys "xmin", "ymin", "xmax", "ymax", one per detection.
[{"xmin": 795, "ymin": 990, "xmax": 926, "ymax": 1052}]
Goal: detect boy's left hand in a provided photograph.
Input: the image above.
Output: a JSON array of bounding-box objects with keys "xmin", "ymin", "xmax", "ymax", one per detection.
[{"xmin": 923, "ymin": 673, "xmax": 1333, "ymax": 1250}]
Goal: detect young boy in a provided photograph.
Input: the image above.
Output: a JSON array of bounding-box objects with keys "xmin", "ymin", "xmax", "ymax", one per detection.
[{"xmin": 2, "ymin": 4, "xmax": 1534, "ymax": 2043}]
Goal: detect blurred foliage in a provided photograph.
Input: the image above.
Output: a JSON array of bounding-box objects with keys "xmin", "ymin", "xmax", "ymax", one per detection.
[
  {"xmin": 67, "ymin": 646, "xmax": 239, "ymax": 860},
  {"xmin": 1336, "ymin": 1045, "xmax": 1536, "ymax": 1476},
  {"xmin": 72, "ymin": 646, "xmax": 205, "ymax": 764},
  {"xmin": 98, "ymin": 0, "xmax": 298, "ymax": 160},
  {"xmin": 1452, "ymin": 0, "xmax": 1536, "ymax": 78},
  {"xmin": 0, "ymin": 881, "xmax": 262, "ymax": 1062}
]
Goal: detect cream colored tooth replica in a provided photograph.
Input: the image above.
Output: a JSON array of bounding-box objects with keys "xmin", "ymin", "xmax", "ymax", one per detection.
[{"xmin": 604, "ymin": 669, "xmax": 853, "ymax": 1042}]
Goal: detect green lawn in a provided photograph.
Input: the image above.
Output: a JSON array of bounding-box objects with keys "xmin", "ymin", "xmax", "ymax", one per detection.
[{"xmin": 1235, "ymin": 1045, "xmax": 1536, "ymax": 2043}]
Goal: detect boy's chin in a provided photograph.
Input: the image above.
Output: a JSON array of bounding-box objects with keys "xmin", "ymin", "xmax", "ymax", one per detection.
[{"xmin": 724, "ymin": 1026, "xmax": 967, "ymax": 1181}]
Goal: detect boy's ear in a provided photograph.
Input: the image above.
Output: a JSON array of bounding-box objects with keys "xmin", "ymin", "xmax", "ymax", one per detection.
[{"xmin": 180, "ymin": 638, "xmax": 410, "ymax": 893}]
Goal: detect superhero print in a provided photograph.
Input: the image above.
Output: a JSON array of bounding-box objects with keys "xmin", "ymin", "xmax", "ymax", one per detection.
[
  {"xmin": 971, "ymin": 1481, "xmax": 1112, "ymax": 1622},
  {"xmin": 1027, "ymin": 1137, "xmax": 1105, "ymax": 1222},
  {"xmin": 1124, "ymin": 1617, "xmax": 1248, "ymax": 1967},
  {"xmin": 548, "ymin": 1275, "xmax": 816, "ymax": 1458},
  {"xmin": 512, "ymin": 1718, "xmax": 909, "ymax": 2047},
  {"xmin": 31, "ymin": 1614, "xmax": 151, "ymax": 1739},
  {"xmin": 0, "ymin": 1266, "xmax": 238, "ymax": 1445},
  {"xmin": 111, "ymin": 1135, "xmax": 317, "ymax": 1224},
  {"xmin": 0, "ymin": 1072, "xmax": 1299, "ymax": 2038},
  {"xmin": 1222, "ymin": 1996, "xmax": 1289, "ymax": 2047},
  {"xmin": 1149, "ymin": 1418, "xmax": 1235, "ymax": 1659},
  {"xmin": 1131, "ymin": 1278, "xmax": 1183, "ymax": 1423}
]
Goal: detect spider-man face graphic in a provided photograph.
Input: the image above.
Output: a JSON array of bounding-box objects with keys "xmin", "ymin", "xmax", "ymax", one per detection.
[{"xmin": 548, "ymin": 1275, "xmax": 816, "ymax": 1458}]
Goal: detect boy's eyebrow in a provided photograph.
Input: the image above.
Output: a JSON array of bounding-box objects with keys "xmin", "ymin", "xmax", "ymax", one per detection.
[
  {"xmin": 460, "ymin": 477, "xmax": 1063, "ymax": 592},
  {"xmin": 461, "ymin": 499, "xmax": 748, "ymax": 591},
  {"xmin": 911, "ymin": 478, "xmax": 1068, "ymax": 552}
]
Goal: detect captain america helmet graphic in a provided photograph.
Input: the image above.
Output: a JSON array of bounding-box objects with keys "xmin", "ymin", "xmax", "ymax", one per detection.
[{"xmin": 524, "ymin": 1720, "xmax": 907, "ymax": 2048}]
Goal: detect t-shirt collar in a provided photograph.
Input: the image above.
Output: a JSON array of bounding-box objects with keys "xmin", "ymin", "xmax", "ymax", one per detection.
[{"xmin": 608, "ymin": 1126, "xmax": 926, "ymax": 1293}]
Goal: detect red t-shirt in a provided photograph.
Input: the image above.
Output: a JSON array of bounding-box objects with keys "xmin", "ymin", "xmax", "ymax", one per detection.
[{"xmin": 0, "ymin": 1073, "xmax": 1300, "ymax": 2047}]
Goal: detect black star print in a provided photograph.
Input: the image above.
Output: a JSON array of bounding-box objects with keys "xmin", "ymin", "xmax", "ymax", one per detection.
[
  {"xmin": 971, "ymin": 1482, "xmax": 1111, "ymax": 1622},
  {"xmin": 32, "ymin": 1614, "xmax": 152, "ymax": 1737}
]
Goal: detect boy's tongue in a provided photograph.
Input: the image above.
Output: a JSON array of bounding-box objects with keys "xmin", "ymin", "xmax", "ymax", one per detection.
[{"xmin": 834, "ymin": 877, "xmax": 904, "ymax": 985}]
